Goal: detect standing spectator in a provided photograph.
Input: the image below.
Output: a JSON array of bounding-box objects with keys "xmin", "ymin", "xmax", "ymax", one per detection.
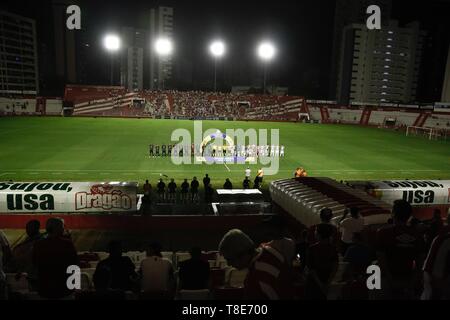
[
  {"xmin": 307, "ymin": 208, "xmax": 338, "ymax": 245},
  {"xmin": 179, "ymin": 247, "xmax": 210, "ymax": 290},
  {"xmin": 32, "ymin": 218, "xmax": 79, "ymax": 299},
  {"xmin": 168, "ymin": 179, "xmax": 177, "ymax": 203},
  {"xmin": 181, "ymin": 179, "xmax": 189, "ymax": 203},
  {"xmin": 204, "ymin": 183, "xmax": 214, "ymax": 204},
  {"xmin": 339, "ymin": 207, "xmax": 365, "ymax": 256},
  {"xmin": 203, "ymin": 174, "xmax": 211, "ymax": 188},
  {"xmin": 191, "ymin": 177, "xmax": 199, "ymax": 203},
  {"xmin": 223, "ymin": 178, "xmax": 233, "ymax": 190},
  {"xmin": 157, "ymin": 178, "xmax": 166, "ymax": 202},
  {"xmin": 94, "ymin": 240, "xmax": 137, "ymax": 292},
  {"xmin": 243, "ymin": 177, "xmax": 251, "ymax": 189},
  {"xmin": 143, "ymin": 180, "xmax": 152, "ymax": 196},
  {"xmin": 218, "ymin": 229, "xmax": 294, "ymax": 299},
  {"xmin": 343, "ymin": 232, "xmax": 375, "ymax": 280},
  {"xmin": 305, "ymin": 224, "xmax": 339, "ymax": 300},
  {"xmin": 245, "ymin": 167, "xmax": 251, "ymax": 179},
  {"xmin": 139, "ymin": 242, "xmax": 175, "ymax": 295},
  {"xmin": 376, "ymin": 200, "xmax": 425, "ymax": 299}
]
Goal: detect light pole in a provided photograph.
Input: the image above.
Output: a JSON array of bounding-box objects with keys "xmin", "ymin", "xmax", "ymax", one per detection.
[
  {"xmin": 154, "ymin": 37, "xmax": 173, "ymax": 90},
  {"xmin": 257, "ymin": 42, "xmax": 276, "ymax": 94},
  {"xmin": 209, "ymin": 40, "xmax": 225, "ymax": 92},
  {"xmin": 103, "ymin": 34, "xmax": 121, "ymax": 86}
]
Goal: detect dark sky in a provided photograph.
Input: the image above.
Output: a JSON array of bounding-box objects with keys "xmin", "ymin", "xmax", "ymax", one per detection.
[{"xmin": 2, "ymin": 0, "xmax": 450, "ymax": 97}]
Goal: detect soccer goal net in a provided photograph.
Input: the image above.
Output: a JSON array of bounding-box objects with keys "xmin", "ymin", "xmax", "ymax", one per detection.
[{"xmin": 406, "ymin": 126, "xmax": 447, "ymax": 140}]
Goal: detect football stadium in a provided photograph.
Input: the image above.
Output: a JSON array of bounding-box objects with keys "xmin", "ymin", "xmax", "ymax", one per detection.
[{"xmin": 0, "ymin": 0, "xmax": 450, "ymax": 305}]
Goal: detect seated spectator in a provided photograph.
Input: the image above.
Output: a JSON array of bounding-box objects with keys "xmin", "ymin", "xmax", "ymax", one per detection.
[
  {"xmin": 179, "ymin": 247, "xmax": 210, "ymax": 290},
  {"xmin": 32, "ymin": 218, "xmax": 79, "ymax": 299},
  {"xmin": 78, "ymin": 267, "xmax": 126, "ymax": 300},
  {"xmin": 139, "ymin": 242, "xmax": 175, "ymax": 294},
  {"xmin": 223, "ymin": 178, "xmax": 233, "ymax": 190},
  {"xmin": 339, "ymin": 207, "xmax": 365, "ymax": 256},
  {"xmin": 94, "ymin": 240, "xmax": 137, "ymax": 292},
  {"xmin": 305, "ymin": 224, "xmax": 339, "ymax": 300},
  {"xmin": 7, "ymin": 220, "xmax": 42, "ymax": 288},
  {"xmin": 376, "ymin": 200, "xmax": 425, "ymax": 299},
  {"xmin": 260, "ymin": 215, "xmax": 296, "ymax": 265},
  {"xmin": 219, "ymin": 229, "xmax": 294, "ymax": 299}
]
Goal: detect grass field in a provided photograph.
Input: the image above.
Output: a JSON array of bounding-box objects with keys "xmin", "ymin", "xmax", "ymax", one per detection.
[{"xmin": 0, "ymin": 117, "xmax": 449, "ymax": 189}]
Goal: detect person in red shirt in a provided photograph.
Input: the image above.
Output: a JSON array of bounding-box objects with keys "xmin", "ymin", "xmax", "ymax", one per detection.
[
  {"xmin": 218, "ymin": 229, "xmax": 294, "ymax": 300},
  {"xmin": 376, "ymin": 199, "xmax": 425, "ymax": 299},
  {"xmin": 32, "ymin": 218, "xmax": 79, "ymax": 299}
]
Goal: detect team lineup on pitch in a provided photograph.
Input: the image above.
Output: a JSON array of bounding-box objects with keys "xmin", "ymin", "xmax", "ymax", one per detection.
[{"xmin": 0, "ymin": 117, "xmax": 449, "ymax": 188}]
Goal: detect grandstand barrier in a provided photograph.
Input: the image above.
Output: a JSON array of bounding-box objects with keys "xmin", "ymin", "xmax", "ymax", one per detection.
[
  {"xmin": 0, "ymin": 181, "xmax": 137, "ymax": 213},
  {"xmin": 345, "ymin": 180, "xmax": 450, "ymax": 220}
]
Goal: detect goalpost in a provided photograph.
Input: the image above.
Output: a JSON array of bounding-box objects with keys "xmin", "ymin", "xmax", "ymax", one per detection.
[{"xmin": 406, "ymin": 126, "xmax": 447, "ymax": 140}]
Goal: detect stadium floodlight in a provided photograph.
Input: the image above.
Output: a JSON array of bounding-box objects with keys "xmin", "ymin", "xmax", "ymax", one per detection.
[
  {"xmin": 154, "ymin": 38, "xmax": 173, "ymax": 56},
  {"xmin": 154, "ymin": 38, "xmax": 173, "ymax": 90},
  {"xmin": 103, "ymin": 34, "xmax": 121, "ymax": 86},
  {"xmin": 103, "ymin": 34, "xmax": 121, "ymax": 51},
  {"xmin": 258, "ymin": 42, "xmax": 276, "ymax": 61},
  {"xmin": 209, "ymin": 40, "xmax": 226, "ymax": 92},
  {"xmin": 257, "ymin": 41, "xmax": 276, "ymax": 94}
]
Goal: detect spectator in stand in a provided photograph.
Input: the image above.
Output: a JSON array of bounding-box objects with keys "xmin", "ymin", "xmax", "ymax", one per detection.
[
  {"xmin": 94, "ymin": 240, "xmax": 137, "ymax": 292},
  {"xmin": 191, "ymin": 177, "xmax": 200, "ymax": 203},
  {"xmin": 203, "ymin": 174, "xmax": 211, "ymax": 188},
  {"xmin": 339, "ymin": 207, "xmax": 365, "ymax": 256},
  {"xmin": 421, "ymin": 226, "xmax": 450, "ymax": 300},
  {"xmin": 140, "ymin": 194, "xmax": 152, "ymax": 216},
  {"xmin": 157, "ymin": 178, "xmax": 166, "ymax": 202},
  {"xmin": 218, "ymin": 229, "xmax": 294, "ymax": 299},
  {"xmin": 168, "ymin": 179, "xmax": 177, "ymax": 203},
  {"xmin": 78, "ymin": 266, "xmax": 126, "ymax": 300},
  {"xmin": 7, "ymin": 220, "xmax": 42, "ymax": 289},
  {"xmin": 376, "ymin": 199, "xmax": 425, "ymax": 299},
  {"xmin": 178, "ymin": 247, "xmax": 210, "ymax": 290},
  {"xmin": 426, "ymin": 209, "xmax": 444, "ymax": 248},
  {"xmin": 243, "ymin": 177, "xmax": 251, "ymax": 189},
  {"xmin": 261, "ymin": 215, "xmax": 296, "ymax": 265},
  {"xmin": 223, "ymin": 178, "xmax": 233, "ymax": 190},
  {"xmin": 342, "ymin": 232, "xmax": 375, "ymax": 280},
  {"xmin": 181, "ymin": 179, "xmax": 189, "ymax": 203},
  {"xmin": 143, "ymin": 180, "xmax": 152, "ymax": 196},
  {"xmin": 305, "ymin": 224, "xmax": 339, "ymax": 300},
  {"xmin": 32, "ymin": 218, "xmax": 79, "ymax": 299},
  {"xmin": 204, "ymin": 183, "xmax": 214, "ymax": 204},
  {"xmin": 0, "ymin": 229, "xmax": 10, "ymax": 300},
  {"xmin": 307, "ymin": 208, "xmax": 338, "ymax": 245},
  {"xmin": 0, "ymin": 229, "xmax": 11, "ymax": 270},
  {"xmin": 139, "ymin": 242, "xmax": 175, "ymax": 295}
]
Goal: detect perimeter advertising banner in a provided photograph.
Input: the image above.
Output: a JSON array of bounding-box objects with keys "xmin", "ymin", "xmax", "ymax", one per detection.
[
  {"xmin": 0, "ymin": 182, "xmax": 138, "ymax": 213},
  {"xmin": 348, "ymin": 180, "xmax": 450, "ymax": 206}
]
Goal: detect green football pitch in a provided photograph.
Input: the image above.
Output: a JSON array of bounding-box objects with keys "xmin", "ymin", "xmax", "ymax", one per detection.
[{"xmin": 0, "ymin": 117, "xmax": 449, "ymax": 189}]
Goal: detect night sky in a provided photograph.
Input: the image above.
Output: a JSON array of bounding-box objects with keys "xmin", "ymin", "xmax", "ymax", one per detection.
[{"xmin": 2, "ymin": 0, "xmax": 450, "ymax": 98}]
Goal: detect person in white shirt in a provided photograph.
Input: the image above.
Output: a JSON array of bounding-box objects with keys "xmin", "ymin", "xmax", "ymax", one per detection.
[
  {"xmin": 245, "ymin": 167, "xmax": 251, "ymax": 178},
  {"xmin": 339, "ymin": 207, "xmax": 365, "ymax": 256},
  {"xmin": 139, "ymin": 242, "xmax": 175, "ymax": 295},
  {"xmin": 280, "ymin": 145, "xmax": 285, "ymax": 157}
]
